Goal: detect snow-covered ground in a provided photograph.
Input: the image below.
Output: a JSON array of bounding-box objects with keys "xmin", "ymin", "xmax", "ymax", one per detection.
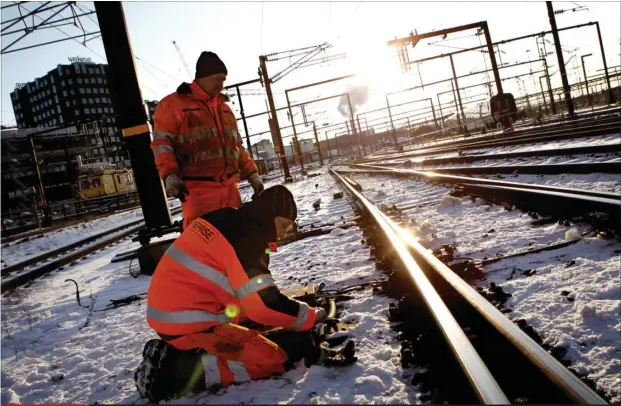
[
  {"xmin": 1, "ymin": 201, "xmax": 182, "ymax": 270},
  {"xmin": 374, "ymin": 132, "xmax": 620, "ymax": 165},
  {"xmin": 348, "ymin": 173, "xmax": 621, "ymax": 402},
  {"xmin": 1, "ymin": 169, "xmax": 420, "ymax": 404}
]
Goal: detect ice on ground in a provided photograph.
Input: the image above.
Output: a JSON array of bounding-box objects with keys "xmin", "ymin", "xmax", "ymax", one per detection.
[
  {"xmin": 474, "ymin": 172, "xmax": 621, "ymax": 194},
  {"xmin": 1, "ymin": 169, "xmax": 417, "ymax": 404}
]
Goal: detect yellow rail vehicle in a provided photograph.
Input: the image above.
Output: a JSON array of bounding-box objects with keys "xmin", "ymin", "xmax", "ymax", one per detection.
[{"xmin": 77, "ymin": 169, "xmax": 136, "ymax": 199}]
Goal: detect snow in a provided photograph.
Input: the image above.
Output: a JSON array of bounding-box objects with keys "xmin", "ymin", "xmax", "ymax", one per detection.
[
  {"xmin": 347, "ymin": 172, "xmax": 621, "ymax": 402},
  {"xmin": 1, "ymin": 201, "xmax": 181, "ymax": 270},
  {"xmin": 374, "ymin": 132, "xmax": 620, "ymax": 165},
  {"xmin": 1, "ymin": 169, "xmax": 419, "ymax": 405}
]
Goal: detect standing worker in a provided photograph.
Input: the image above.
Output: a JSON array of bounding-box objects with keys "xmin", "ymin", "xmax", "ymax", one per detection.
[
  {"xmin": 151, "ymin": 51, "xmax": 264, "ymax": 229},
  {"xmin": 135, "ymin": 186, "xmax": 357, "ymax": 402}
]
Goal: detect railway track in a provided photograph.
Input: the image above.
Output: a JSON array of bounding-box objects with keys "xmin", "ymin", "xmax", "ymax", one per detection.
[
  {"xmin": 1, "ymin": 207, "xmax": 183, "ymax": 292},
  {"xmin": 369, "ymin": 143, "xmax": 620, "ymax": 168},
  {"xmin": 342, "ymin": 164, "xmax": 620, "ymax": 233},
  {"xmin": 363, "ymin": 114, "xmax": 621, "ymax": 164},
  {"xmin": 329, "ymin": 168, "xmax": 608, "ymax": 404}
]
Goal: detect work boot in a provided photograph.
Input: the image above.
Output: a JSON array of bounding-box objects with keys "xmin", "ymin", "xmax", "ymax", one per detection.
[{"xmin": 135, "ymin": 339, "xmax": 208, "ymax": 403}]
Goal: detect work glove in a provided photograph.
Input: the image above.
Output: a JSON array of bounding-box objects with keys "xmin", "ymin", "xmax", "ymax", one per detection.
[
  {"xmin": 164, "ymin": 173, "xmax": 189, "ymax": 202},
  {"xmin": 248, "ymin": 173, "xmax": 265, "ymax": 196}
]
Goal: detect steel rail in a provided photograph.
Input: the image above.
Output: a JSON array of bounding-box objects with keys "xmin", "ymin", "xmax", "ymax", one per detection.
[
  {"xmin": 412, "ymin": 162, "xmax": 621, "ymax": 175},
  {"xmin": 369, "ymin": 143, "xmax": 621, "ymax": 167},
  {"xmin": 329, "ymin": 168, "xmax": 510, "ymax": 404},
  {"xmin": 344, "ymin": 164, "xmax": 621, "ymax": 201},
  {"xmin": 362, "ymin": 113, "xmax": 621, "ymax": 162},
  {"xmin": 362, "ymin": 119, "xmax": 621, "ymax": 164},
  {"xmin": 1, "ymin": 207, "xmax": 183, "ymax": 291},
  {"xmin": 332, "ymin": 168, "xmax": 608, "ymax": 404},
  {"xmin": 363, "ymin": 106, "xmax": 621, "ymax": 162}
]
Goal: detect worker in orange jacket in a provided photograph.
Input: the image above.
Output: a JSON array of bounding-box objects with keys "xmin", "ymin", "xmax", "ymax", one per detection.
[
  {"xmin": 151, "ymin": 51, "xmax": 264, "ymax": 229},
  {"xmin": 135, "ymin": 186, "xmax": 356, "ymax": 402}
]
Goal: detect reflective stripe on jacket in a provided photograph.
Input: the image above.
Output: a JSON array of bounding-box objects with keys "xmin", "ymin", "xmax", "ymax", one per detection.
[
  {"xmin": 147, "ymin": 215, "xmax": 316, "ymax": 336},
  {"xmin": 151, "ymin": 81, "xmax": 257, "ymax": 181}
]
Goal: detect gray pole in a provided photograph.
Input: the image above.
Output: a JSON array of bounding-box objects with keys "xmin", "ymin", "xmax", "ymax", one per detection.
[
  {"xmin": 385, "ymin": 94, "xmax": 398, "ymax": 150},
  {"xmin": 546, "ymin": 1, "xmax": 575, "ymax": 118},
  {"xmin": 539, "ymin": 76, "xmax": 549, "ymax": 114},
  {"xmin": 581, "ymin": 54, "xmax": 593, "ymax": 112},
  {"xmin": 595, "ymin": 22, "xmax": 613, "ymax": 103},
  {"xmin": 312, "ymin": 122, "xmax": 324, "ymax": 166},
  {"xmin": 285, "ymin": 92, "xmax": 306, "ymax": 174},
  {"xmin": 543, "ymin": 59, "xmax": 557, "ymax": 114},
  {"xmin": 450, "ymin": 54, "xmax": 467, "ymax": 125}
]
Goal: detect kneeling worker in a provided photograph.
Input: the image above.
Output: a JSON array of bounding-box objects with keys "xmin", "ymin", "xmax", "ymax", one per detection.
[{"xmin": 136, "ymin": 186, "xmax": 356, "ymax": 402}]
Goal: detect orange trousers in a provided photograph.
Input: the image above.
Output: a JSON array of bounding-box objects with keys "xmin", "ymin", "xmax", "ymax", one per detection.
[
  {"xmin": 168, "ymin": 324, "xmax": 288, "ymax": 388},
  {"xmin": 181, "ymin": 179, "xmax": 243, "ymax": 230}
]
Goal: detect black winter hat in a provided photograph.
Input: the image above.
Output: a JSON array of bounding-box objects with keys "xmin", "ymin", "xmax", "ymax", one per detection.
[
  {"xmin": 249, "ymin": 185, "xmax": 297, "ymax": 221},
  {"xmin": 195, "ymin": 51, "xmax": 228, "ymax": 79},
  {"xmin": 244, "ymin": 185, "xmax": 297, "ymax": 241}
]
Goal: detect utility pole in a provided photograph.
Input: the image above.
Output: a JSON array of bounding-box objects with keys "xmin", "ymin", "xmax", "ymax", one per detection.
[
  {"xmin": 539, "ymin": 76, "xmax": 549, "ymax": 114},
  {"xmin": 546, "ymin": 1, "xmax": 575, "ymax": 118},
  {"xmin": 346, "ymin": 93, "xmax": 364, "ymax": 156},
  {"xmin": 385, "ymin": 95, "xmax": 399, "ymax": 150},
  {"xmin": 542, "ymin": 58, "xmax": 557, "ymax": 114},
  {"xmin": 324, "ymin": 131, "xmax": 333, "ymax": 161},
  {"xmin": 450, "ymin": 80, "xmax": 463, "ymax": 133},
  {"xmin": 595, "ymin": 22, "xmax": 613, "ymax": 103},
  {"xmin": 235, "ymin": 86, "xmax": 253, "ymax": 158},
  {"xmin": 429, "ymin": 98, "xmax": 439, "ymax": 130},
  {"xmin": 449, "ymin": 54, "xmax": 466, "ymax": 129},
  {"xmin": 312, "ymin": 122, "xmax": 324, "ymax": 166},
  {"xmin": 95, "ymin": 2, "xmax": 171, "ymax": 232},
  {"xmin": 259, "ymin": 55, "xmax": 292, "ymax": 182},
  {"xmin": 581, "ymin": 53, "xmax": 593, "ymax": 111},
  {"xmin": 285, "ymin": 93, "xmax": 306, "ymax": 175},
  {"xmin": 28, "ymin": 134, "xmax": 51, "ymax": 226}
]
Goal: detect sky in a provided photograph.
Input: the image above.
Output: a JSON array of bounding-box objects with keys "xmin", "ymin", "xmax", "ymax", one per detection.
[{"xmin": 1, "ymin": 1, "xmax": 620, "ymax": 145}]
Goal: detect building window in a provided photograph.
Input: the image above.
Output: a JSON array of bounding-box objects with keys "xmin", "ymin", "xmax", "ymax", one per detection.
[
  {"xmin": 65, "ymin": 68, "xmax": 70, "ymax": 74},
  {"xmin": 85, "ymin": 108, "xmax": 90, "ymax": 114},
  {"xmin": 53, "ymin": 85, "xmax": 57, "ymax": 93},
  {"xmin": 82, "ymin": 98, "xmax": 87, "ymax": 104},
  {"xmin": 68, "ymin": 79, "xmax": 73, "ymax": 85},
  {"xmin": 75, "ymin": 109, "xmax": 80, "ymax": 115},
  {"xmin": 79, "ymin": 88, "xmax": 85, "ymax": 94},
  {"xmin": 66, "ymin": 101, "xmax": 70, "ymax": 107},
  {"xmin": 61, "ymin": 80, "xmax": 65, "ymax": 87},
  {"xmin": 93, "ymin": 88, "xmax": 99, "ymax": 94},
  {"xmin": 70, "ymin": 89, "xmax": 75, "ymax": 95},
  {"xmin": 63, "ymin": 90, "xmax": 67, "ymax": 97},
  {"xmin": 97, "ymin": 107, "xmax": 103, "ymax": 114},
  {"xmin": 50, "ymin": 76, "xmax": 55, "ymax": 83},
  {"xmin": 54, "ymin": 95, "xmax": 59, "ymax": 103},
  {"xmin": 88, "ymin": 68, "xmax": 94, "ymax": 74},
  {"xmin": 73, "ymin": 100, "xmax": 77, "ymax": 106},
  {"xmin": 104, "ymin": 107, "xmax": 109, "ymax": 113},
  {"xmin": 78, "ymin": 78, "xmax": 83, "ymax": 84},
  {"xmin": 59, "ymin": 116, "xmax": 64, "ymax": 124},
  {"xmin": 95, "ymin": 97, "xmax": 101, "ymax": 103},
  {"xmin": 89, "ymin": 98, "xmax": 94, "ymax": 104},
  {"xmin": 86, "ymin": 88, "xmax": 92, "ymax": 94},
  {"xmin": 57, "ymin": 105, "xmax": 61, "ymax": 113},
  {"xmin": 103, "ymin": 79, "xmax": 107, "ymax": 84}
]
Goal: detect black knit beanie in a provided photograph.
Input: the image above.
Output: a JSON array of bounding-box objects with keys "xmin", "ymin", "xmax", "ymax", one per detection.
[
  {"xmin": 244, "ymin": 185, "xmax": 297, "ymax": 241},
  {"xmin": 195, "ymin": 52, "xmax": 228, "ymax": 79}
]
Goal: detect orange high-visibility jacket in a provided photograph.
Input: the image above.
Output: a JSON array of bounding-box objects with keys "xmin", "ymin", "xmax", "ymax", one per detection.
[
  {"xmin": 151, "ymin": 81, "xmax": 257, "ymax": 182},
  {"xmin": 147, "ymin": 207, "xmax": 316, "ymax": 337}
]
